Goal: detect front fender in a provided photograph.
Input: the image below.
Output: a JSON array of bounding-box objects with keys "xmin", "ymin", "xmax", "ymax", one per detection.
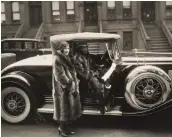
[
  {"xmin": 1, "ymin": 71, "xmax": 44, "ymax": 107},
  {"xmin": 123, "ymin": 98, "xmax": 172, "ymax": 116}
]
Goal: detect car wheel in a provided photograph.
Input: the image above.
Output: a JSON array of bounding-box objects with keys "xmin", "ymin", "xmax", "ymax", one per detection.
[
  {"xmin": 1, "ymin": 86, "xmax": 35, "ymax": 124},
  {"xmin": 125, "ymin": 66, "xmax": 171, "ymax": 110}
]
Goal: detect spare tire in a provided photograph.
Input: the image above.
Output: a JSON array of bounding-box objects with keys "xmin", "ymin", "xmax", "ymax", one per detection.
[
  {"xmin": 125, "ymin": 66, "xmax": 172, "ymax": 110},
  {"xmin": 1, "ymin": 53, "xmax": 16, "ymax": 70}
]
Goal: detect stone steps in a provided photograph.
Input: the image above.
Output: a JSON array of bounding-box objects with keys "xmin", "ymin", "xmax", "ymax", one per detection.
[
  {"xmin": 23, "ymin": 27, "xmax": 38, "ymax": 38},
  {"xmin": 151, "ymin": 48, "xmax": 172, "ymax": 52},
  {"xmin": 144, "ymin": 24, "xmax": 172, "ymax": 52}
]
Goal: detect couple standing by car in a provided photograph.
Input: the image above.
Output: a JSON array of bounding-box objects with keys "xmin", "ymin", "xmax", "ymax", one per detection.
[{"xmin": 51, "ymin": 41, "xmax": 105, "ymax": 137}]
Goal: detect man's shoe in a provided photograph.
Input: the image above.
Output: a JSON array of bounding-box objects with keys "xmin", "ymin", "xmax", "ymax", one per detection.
[{"xmin": 100, "ymin": 106, "xmax": 106, "ymax": 114}]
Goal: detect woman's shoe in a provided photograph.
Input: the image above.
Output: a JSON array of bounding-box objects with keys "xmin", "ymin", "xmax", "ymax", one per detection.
[
  {"xmin": 68, "ymin": 122, "xmax": 75, "ymax": 135},
  {"xmin": 58, "ymin": 127, "xmax": 68, "ymax": 137},
  {"xmin": 68, "ymin": 129, "xmax": 75, "ymax": 135}
]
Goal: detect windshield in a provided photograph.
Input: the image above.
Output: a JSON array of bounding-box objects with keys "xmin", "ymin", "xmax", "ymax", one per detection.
[{"xmin": 106, "ymin": 40, "xmax": 121, "ymax": 62}]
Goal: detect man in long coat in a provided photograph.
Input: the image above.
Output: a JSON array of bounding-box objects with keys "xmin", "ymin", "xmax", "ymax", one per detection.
[{"xmin": 73, "ymin": 44, "xmax": 105, "ymax": 113}]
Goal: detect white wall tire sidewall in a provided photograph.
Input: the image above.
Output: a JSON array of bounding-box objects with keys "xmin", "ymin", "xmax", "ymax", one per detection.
[
  {"xmin": 125, "ymin": 72, "xmax": 171, "ymax": 110},
  {"xmin": 1, "ymin": 87, "xmax": 31, "ymax": 123}
]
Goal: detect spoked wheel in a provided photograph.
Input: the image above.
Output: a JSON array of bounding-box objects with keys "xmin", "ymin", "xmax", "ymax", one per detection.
[
  {"xmin": 134, "ymin": 76, "xmax": 164, "ymax": 107},
  {"xmin": 125, "ymin": 71, "xmax": 171, "ymax": 110},
  {"xmin": 1, "ymin": 87, "xmax": 32, "ymax": 124}
]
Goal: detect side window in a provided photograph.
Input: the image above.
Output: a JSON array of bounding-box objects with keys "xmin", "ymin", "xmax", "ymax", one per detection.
[
  {"xmin": 38, "ymin": 42, "xmax": 45, "ymax": 49},
  {"xmin": 25, "ymin": 42, "xmax": 36, "ymax": 50},
  {"xmin": 2, "ymin": 42, "xmax": 9, "ymax": 50},
  {"xmin": 8, "ymin": 42, "xmax": 16, "ymax": 49},
  {"xmin": 25, "ymin": 42, "xmax": 32, "ymax": 49},
  {"xmin": 15, "ymin": 42, "xmax": 22, "ymax": 49}
]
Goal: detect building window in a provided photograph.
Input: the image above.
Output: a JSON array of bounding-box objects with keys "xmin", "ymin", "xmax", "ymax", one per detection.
[
  {"xmin": 52, "ymin": 1, "xmax": 60, "ymax": 21},
  {"xmin": 1, "ymin": 2, "xmax": 6, "ymax": 23},
  {"xmin": 12, "ymin": 2, "xmax": 20, "ymax": 23},
  {"xmin": 123, "ymin": 31, "xmax": 133, "ymax": 51},
  {"xmin": 107, "ymin": 1, "xmax": 116, "ymax": 19},
  {"xmin": 123, "ymin": 1, "xmax": 132, "ymax": 18},
  {"xmin": 166, "ymin": 1, "xmax": 172, "ymax": 16},
  {"xmin": 66, "ymin": 1, "xmax": 75, "ymax": 21}
]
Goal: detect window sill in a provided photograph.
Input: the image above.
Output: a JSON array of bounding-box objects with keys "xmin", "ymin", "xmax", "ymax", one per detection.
[
  {"xmin": 1, "ymin": 23, "xmax": 21, "ymax": 26},
  {"xmin": 50, "ymin": 20, "xmax": 77, "ymax": 24}
]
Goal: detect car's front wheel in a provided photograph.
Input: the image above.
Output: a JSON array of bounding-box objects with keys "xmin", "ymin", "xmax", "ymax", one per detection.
[{"xmin": 1, "ymin": 86, "xmax": 35, "ymax": 124}]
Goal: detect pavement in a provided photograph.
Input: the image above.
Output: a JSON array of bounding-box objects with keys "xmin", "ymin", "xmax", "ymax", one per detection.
[{"xmin": 2, "ymin": 113, "xmax": 172, "ymax": 137}]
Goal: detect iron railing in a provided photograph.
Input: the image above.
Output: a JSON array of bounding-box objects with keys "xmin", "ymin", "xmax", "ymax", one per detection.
[
  {"xmin": 138, "ymin": 20, "xmax": 151, "ymax": 51},
  {"xmin": 14, "ymin": 24, "xmax": 24, "ymax": 38},
  {"xmin": 160, "ymin": 19, "xmax": 172, "ymax": 47},
  {"xmin": 35, "ymin": 23, "xmax": 44, "ymax": 40}
]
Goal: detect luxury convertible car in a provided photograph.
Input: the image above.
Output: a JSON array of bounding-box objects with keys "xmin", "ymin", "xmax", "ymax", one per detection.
[{"xmin": 1, "ymin": 32, "xmax": 172, "ymax": 124}]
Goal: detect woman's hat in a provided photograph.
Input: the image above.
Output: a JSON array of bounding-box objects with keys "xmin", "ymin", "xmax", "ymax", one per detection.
[{"xmin": 59, "ymin": 41, "xmax": 69, "ymax": 50}]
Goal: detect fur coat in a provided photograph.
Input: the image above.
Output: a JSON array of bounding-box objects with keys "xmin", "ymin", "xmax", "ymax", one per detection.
[{"xmin": 52, "ymin": 51, "xmax": 81, "ymax": 122}]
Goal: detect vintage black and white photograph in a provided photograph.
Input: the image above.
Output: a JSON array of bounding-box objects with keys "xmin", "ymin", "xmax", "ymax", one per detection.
[{"xmin": 1, "ymin": 1, "xmax": 172, "ymax": 137}]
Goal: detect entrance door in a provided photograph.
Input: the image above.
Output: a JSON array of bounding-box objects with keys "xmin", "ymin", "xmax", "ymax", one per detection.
[
  {"xmin": 84, "ymin": 2, "xmax": 98, "ymax": 26},
  {"xmin": 29, "ymin": 2, "xmax": 42, "ymax": 27},
  {"xmin": 141, "ymin": 2, "xmax": 155, "ymax": 23}
]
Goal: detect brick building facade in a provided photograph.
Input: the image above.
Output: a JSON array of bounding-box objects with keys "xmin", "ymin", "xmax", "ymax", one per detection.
[{"xmin": 1, "ymin": 1, "xmax": 172, "ymax": 52}]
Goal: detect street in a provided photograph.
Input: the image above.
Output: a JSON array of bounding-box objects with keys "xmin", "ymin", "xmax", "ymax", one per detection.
[{"xmin": 2, "ymin": 112, "xmax": 172, "ymax": 137}]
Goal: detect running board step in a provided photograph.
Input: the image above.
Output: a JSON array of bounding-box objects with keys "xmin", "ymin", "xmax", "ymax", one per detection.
[{"xmin": 37, "ymin": 104, "xmax": 122, "ymax": 116}]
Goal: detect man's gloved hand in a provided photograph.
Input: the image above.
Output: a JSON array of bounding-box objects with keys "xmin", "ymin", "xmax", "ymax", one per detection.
[{"xmin": 93, "ymin": 71, "xmax": 99, "ymax": 77}]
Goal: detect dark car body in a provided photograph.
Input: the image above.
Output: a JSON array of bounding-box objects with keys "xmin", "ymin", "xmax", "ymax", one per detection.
[
  {"xmin": 1, "ymin": 38, "xmax": 46, "ymax": 61},
  {"xmin": 1, "ymin": 33, "xmax": 172, "ymax": 124}
]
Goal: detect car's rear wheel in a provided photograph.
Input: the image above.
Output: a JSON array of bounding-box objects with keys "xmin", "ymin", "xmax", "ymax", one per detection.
[{"xmin": 1, "ymin": 86, "xmax": 35, "ymax": 124}]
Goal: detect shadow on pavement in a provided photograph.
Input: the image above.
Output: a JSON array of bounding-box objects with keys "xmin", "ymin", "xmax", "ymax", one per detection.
[{"xmin": 2, "ymin": 110, "xmax": 172, "ymax": 134}]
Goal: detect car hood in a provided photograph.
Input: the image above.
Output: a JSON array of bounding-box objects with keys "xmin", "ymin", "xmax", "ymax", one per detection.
[
  {"xmin": 121, "ymin": 51, "xmax": 172, "ymax": 65},
  {"xmin": 2, "ymin": 52, "xmax": 172, "ymax": 74},
  {"xmin": 1, "ymin": 54, "xmax": 53, "ymax": 74}
]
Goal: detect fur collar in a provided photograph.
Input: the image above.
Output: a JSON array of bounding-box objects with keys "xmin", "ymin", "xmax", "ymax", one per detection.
[{"xmin": 55, "ymin": 51, "xmax": 74, "ymax": 70}]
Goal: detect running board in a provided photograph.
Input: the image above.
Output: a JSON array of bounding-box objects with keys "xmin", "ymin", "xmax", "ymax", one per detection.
[
  {"xmin": 37, "ymin": 104, "xmax": 53, "ymax": 113},
  {"xmin": 37, "ymin": 104, "xmax": 122, "ymax": 116}
]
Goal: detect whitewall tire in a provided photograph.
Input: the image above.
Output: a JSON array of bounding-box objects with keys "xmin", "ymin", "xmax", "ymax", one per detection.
[{"xmin": 1, "ymin": 87, "xmax": 31, "ymax": 123}]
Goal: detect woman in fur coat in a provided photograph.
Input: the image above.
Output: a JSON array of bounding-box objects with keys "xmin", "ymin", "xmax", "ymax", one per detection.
[{"xmin": 51, "ymin": 41, "xmax": 81, "ymax": 137}]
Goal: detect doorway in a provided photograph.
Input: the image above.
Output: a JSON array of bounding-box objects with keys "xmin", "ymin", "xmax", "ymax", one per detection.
[
  {"xmin": 29, "ymin": 2, "xmax": 42, "ymax": 27},
  {"xmin": 141, "ymin": 2, "xmax": 155, "ymax": 23},
  {"xmin": 84, "ymin": 2, "xmax": 98, "ymax": 26}
]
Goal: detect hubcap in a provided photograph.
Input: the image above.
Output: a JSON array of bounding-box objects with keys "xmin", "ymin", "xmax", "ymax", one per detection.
[
  {"xmin": 7, "ymin": 100, "xmax": 17, "ymax": 110},
  {"xmin": 3, "ymin": 92, "xmax": 26, "ymax": 116},
  {"xmin": 143, "ymin": 86, "xmax": 155, "ymax": 98},
  {"xmin": 135, "ymin": 78, "xmax": 163, "ymax": 105}
]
